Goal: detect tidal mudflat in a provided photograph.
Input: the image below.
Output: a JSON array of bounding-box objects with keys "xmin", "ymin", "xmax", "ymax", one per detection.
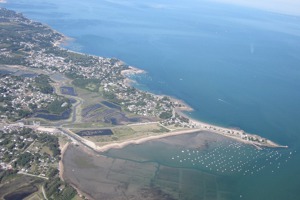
[
  {"xmin": 62, "ymin": 131, "xmax": 237, "ymax": 200},
  {"xmin": 62, "ymin": 130, "xmax": 296, "ymax": 199}
]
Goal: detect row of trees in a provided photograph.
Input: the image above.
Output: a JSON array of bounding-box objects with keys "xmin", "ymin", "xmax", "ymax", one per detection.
[
  {"xmin": 34, "ymin": 74, "xmax": 54, "ymax": 94},
  {"xmin": 37, "ymin": 134, "xmax": 61, "ymax": 157}
]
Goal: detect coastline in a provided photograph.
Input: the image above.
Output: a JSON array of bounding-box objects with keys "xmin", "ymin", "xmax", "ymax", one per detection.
[
  {"xmin": 120, "ymin": 67, "xmax": 193, "ymax": 112},
  {"xmin": 1, "ymin": 6, "xmax": 297, "ymax": 200},
  {"xmin": 95, "ymin": 123, "xmax": 286, "ymax": 153},
  {"xmin": 54, "ymin": 35, "xmax": 73, "ymax": 48},
  {"xmin": 59, "ymin": 142, "xmax": 69, "ymax": 181},
  {"xmin": 121, "ymin": 66, "xmax": 146, "ymax": 87},
  {"xmin": 118, "ymin": 66, "xmax": 286, "ymax": 149},
  {"xmin": 96, "ymin": 129, "xmax": 202, "ymax": 152},
  {"xmin": 1, "ymin": 6, "xmax": 285, "ymax": 152},
  {"xmin": 46, "ymin": 18, "xmax": 276, "ymax": 150},
  {"xmin": 176, "ymin": 109, "xmax": 287, "ymax": 149},
  {"xmin": 59, "ymin": 142, "xmax": 93, "ymax": 199}
]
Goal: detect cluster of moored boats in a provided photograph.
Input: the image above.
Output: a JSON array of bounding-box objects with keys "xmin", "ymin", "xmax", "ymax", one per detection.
[{"xmin": 170, "ymin": 142, "xmax": 296, "ymax": 176}]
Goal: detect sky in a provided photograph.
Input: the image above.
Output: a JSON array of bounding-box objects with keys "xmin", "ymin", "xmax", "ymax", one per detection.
[{"xmin": 212, "ymin": 0, "xmax": 300, "ymax": 16}]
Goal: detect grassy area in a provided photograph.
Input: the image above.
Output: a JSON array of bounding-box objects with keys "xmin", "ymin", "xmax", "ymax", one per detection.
[
  {"xmin": 25, "ymin": 186, "xmax": 44, "ymax": 200},
  {"xmin": 41, "ymin": 146, "xmax": 53, "ymax": 156},
  {"xmin": 112, "ymin": 126, "xmax": 136, "ymax": 138},
  {"xmin": 65, "ymin": 122, "xmax": 108, "ymax": 129},
  {"xmin": 162, "ymin": 124, "xmax": 188, "ymax": 131},
  {"xmin": 72, "ymin": 195, "xmax": 84, "ymax": 200},
  {"xmin": 129, "ymin": 123, "xmax": 169, "ymax": 133},
  {"xmin": 75, "ymin": 86, "xmax": 103, "ymax": 105},
  {"xmin": 80, "ymin": 124, "xmax": 172, "ymax": 145}
]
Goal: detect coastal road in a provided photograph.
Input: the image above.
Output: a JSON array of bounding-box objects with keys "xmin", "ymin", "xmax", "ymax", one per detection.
[{"xmin": 57, "ymin": 128, "xmax": 99, "ymax": 153}]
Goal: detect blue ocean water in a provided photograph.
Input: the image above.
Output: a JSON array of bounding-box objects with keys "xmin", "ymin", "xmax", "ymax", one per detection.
[{"xmin": 3, "ymin": 0, "xmax": 300, "ymax": 199}]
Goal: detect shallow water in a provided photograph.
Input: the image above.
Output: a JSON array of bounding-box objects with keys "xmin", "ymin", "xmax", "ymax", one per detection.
[
  {"xmin": 63, "ymin": 131, "xmax": 297, "ymax": 200},
  {"xmin": 63, "ymin": 132, "xmax": 239, "ymax": 200}
]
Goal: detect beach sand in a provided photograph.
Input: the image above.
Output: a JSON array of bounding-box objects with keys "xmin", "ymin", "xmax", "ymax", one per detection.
[
  {"xmin": 93, "ymin": 112, "xmax": 284, "ymax": 153},
  {"xmin": 97, "ymin": 129, "xmax": 202, "ymax": 152},
  {"xmin": 59, "ymin": 142, "xmax": 69, "ymax": 181}
]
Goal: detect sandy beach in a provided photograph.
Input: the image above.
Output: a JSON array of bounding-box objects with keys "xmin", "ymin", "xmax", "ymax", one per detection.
[
  {"xmin": 97, "ymin": 129, "xmax": 201, "ymax": 152},
  {"xmin": 94, "ymin": 111, "xmax": 286, "ymax": 153},
  {"xmin": 59, "ymin": 142, "xmax": 69, "ymax": 181}
]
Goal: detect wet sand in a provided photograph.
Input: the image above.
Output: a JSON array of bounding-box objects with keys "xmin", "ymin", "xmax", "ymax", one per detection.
[
  {"xmin": 62, "ymin": 131, "xmax": 236, "ymax": 200},
  {"xmin": 59, "ymin": 142, "xmax": 69, "ymax": 181},
  {"xmin": 97, "ymin": 129, "xmax": 202, "ymax": 152}
]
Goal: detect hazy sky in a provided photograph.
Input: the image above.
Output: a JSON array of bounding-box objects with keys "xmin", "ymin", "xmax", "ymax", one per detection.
[{"xmin": 212, "ymin": 0, "xmax": 300, "ymax": 16}]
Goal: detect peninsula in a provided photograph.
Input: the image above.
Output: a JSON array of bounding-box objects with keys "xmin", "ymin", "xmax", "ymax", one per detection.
[
  {"xmin": 0, "ymin": 6, "xmax": 288, "ymax": 200},
  {"xmin": 0, "ymin": 7, "xmax": 286, "ymax": 149}
]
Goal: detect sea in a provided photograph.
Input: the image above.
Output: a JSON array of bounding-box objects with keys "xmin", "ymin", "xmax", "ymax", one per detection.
[{"xmin": 2, "ymin": 0, "xmax": 300, "ymax": 199}]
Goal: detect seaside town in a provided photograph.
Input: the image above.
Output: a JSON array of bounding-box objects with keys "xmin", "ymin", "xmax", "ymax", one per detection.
[
  {"xmin": 0, "ymin": 8, "xmax": 284, "ymax": 146},
  {"xmin": 0, "ymin": 74, "xmax": 70, "ymax": 121},
  {"xmin": 0, "ymin": 7, "xmax": 182, "ymax": 121},
  {"xmin": 0, "ymin": 126, "xmax": 59, "ymax": 176},
  {"xmin": 0, "ymin": 124, "xmax": 77, "ymax": 199},
  {"xmin": 0, "ymin": 7, "xmax": 289, "ymax": 200}
]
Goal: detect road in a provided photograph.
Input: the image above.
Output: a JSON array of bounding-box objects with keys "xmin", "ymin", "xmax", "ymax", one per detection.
[
  {"xmin": 17, "ymin": 171, "xmax": 49, "ymax": 180},
  {"xmin": 42, "ymin": 185, "xmax": 48, "ymax": 200}
]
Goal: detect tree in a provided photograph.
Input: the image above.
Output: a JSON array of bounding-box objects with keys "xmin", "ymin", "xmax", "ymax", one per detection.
[
  {"xmin": 34, "ymin": 74, "xmax": 53, "ymax": 94},
  {"xmin": 159, "ymin": 111, "xmax": 172, "ymax": 119},
  {"xmin": 16, "ymin": 152, "xmax": 34, "ymax": 167}
]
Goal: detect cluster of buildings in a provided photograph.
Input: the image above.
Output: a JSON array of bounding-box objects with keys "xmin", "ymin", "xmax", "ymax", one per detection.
[
  {"xmin": 25, "ymin": 49, "xmax": 187, "ymax": 122},
  {"xmin": 0, "ymin": 7, "xmax": 199, "ymax": 127},
  {"xmin": 0, "ymin": 125, "xmax": 59, "ymax": 176},
  {"xmin": 0, "ymin": 75, "xmax": 56, "ymax": 120}
]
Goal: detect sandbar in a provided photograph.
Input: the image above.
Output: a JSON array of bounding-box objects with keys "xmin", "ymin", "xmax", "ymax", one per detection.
[{"xmin": 97, "ymin": 129, "xmax": 202, "ymax": 152}]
